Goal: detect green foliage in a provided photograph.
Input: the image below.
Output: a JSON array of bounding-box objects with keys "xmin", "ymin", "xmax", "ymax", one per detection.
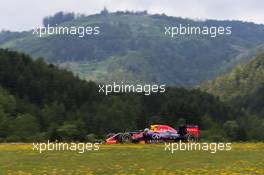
[
  {"xmin": 200, "ymin": 53, "xmax": 264, "ymax": 141},
  {"xmin": 237, "ymin": 115, "xmax": 264, "ymax": 141},
  {"xmin": 57, "ymin": 123, "xmax": 80, "ymax": 141},
  {"xmin": 223, "ymin": 120, "xmax": 239, "ymax": 140},
  {"xmin": 43, "ymin": 11, "xmax": 75, "ymax": 27},
  {"xmin": 1, "ymin": 12, "xmax": 264, "ymax": 86},
  {"xmin": 85, "ymin": 133, "xmax": 97, "ymax": 142},
  {"xmin": 11, "ymin": 114, "xmax": 40, "ymax": 139},
  {"xmin": 201, "ymin": 53, "xmax": 264, "ymax": 100},
  {"xmin": 0, "ymin": 49, "xmax": 263, "ymax": 142},
  {"xmin": 0, "ymin": 87, "xmax": 16, "ymax": 139},
  {"xmin": 200, "ymin": 53, "xmax": 264, "ymax": 116}
]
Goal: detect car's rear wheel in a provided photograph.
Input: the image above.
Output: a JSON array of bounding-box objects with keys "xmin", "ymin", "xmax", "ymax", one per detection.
[{"xmin": 186, "ymin": 134, "xmax": 197, "ymax": 142}]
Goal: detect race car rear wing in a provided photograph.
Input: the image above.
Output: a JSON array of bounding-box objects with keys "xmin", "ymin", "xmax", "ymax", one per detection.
[{"xmin": 178, "ymin": 125, "xmax": 199, "ymax": 138}]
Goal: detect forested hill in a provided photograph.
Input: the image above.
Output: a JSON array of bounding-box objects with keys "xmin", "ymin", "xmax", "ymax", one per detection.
[
  {"xmin": 1, "ymin": 11, "xmax": 264, "ymax": 86},
  {"xmin": 2, "ymin": 49, "xmax": 263, "ymax": 141},
  {"xmin": 200, "ymin": 53, "xmax": 264, "ymax": 116},
  {"xmin": 200, "ymin": 53, "xmax": 264, "ymax": 101}
]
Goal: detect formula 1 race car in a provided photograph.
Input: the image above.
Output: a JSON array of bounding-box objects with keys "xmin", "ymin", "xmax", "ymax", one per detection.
[{"xmin": 105, "ymin": 124, "xmax": 199, "ymax": 144}]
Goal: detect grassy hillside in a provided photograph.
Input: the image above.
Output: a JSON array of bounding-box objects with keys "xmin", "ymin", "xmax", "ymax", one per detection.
[{"xmin": 1, "ymin": 12, "xmax": 264, "ymax": 86}]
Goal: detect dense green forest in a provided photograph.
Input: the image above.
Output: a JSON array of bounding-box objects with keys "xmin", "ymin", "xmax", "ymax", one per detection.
[
  {"xmin": 0, "ymin": 49, "xmax": 263, "ymax": 142},
  {"xmin": 200, "ymin": 53, "xmax": 264, "ymax": 116},
  {"xmin": 1, "ymin": 11, "xmax": 264, "ymax": 86}
]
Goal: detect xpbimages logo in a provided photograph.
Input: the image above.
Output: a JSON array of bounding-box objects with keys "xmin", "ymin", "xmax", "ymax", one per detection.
[
  {"xmin": 32, "ymin": 24, "xmax": 100, "ymax": 37},
  {"xmin": 98, "ymin": 82, "xmax": 166, "ymax": 95},
  {"xmin": 164, "ymin": 141, "xmax": 232, "ymax": 154},
  {"xmin": 32, "ymin": 140, "xmax": 100, "ymax": 153},
  {"xmin": 164, "ymin": 24, "xmax": 232, "ymax": 38}
]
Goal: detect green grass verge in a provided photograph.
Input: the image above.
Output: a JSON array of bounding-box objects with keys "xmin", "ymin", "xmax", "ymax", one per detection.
[{"xmin": 0, "ymin": 143, "xmax": 263, "ymax": 174}]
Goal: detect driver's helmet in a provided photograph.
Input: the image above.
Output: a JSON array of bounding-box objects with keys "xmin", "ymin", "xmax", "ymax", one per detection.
[{"xmin": 144, "ymin": 128, "xmax": 149, "ymax": 133}]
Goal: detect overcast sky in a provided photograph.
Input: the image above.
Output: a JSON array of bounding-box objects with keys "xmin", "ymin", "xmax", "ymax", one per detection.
[{"xmin": 1, "ymin": 0, "xmax": 264, "ymax": 31}]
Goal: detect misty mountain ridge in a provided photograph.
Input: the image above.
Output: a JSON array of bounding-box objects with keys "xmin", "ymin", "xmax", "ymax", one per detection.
[{"xmin": 0, "ymin": 11, "xmax": 264, "ymax": 87}]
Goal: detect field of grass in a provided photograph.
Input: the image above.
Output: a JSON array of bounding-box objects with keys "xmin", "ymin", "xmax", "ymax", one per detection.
[{"xmin": 0, "ymin": 143, "xmax": 263, "ymax": 175}]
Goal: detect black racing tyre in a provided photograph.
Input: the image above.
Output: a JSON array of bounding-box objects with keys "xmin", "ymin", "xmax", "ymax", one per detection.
[
  {"xmin": 186, "ymin": 134, "xmax": 197, "ymax": 142},
  {"xmin": 121, "ymin": 133, "xmax": 132, "ymax": 143}
]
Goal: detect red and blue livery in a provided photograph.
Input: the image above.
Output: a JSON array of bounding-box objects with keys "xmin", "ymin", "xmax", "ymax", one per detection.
[{"xmin": 105, "ymin": 124, "xmax": 199, "ymax": 144}]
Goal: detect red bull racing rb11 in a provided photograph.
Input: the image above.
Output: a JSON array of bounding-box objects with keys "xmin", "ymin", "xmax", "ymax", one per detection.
[{"xmin": 105, "ymin": 124, "xmax": 199, "ymax": 144}]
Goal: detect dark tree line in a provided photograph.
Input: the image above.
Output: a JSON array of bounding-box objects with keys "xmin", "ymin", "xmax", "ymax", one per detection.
[
  {"xmin": 43, "ymin": 11, "xmax": 75, "ymax": 27},
  {"xmin": 0, "ymin": 49, "xmax": 263, "ymax": 142}
]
